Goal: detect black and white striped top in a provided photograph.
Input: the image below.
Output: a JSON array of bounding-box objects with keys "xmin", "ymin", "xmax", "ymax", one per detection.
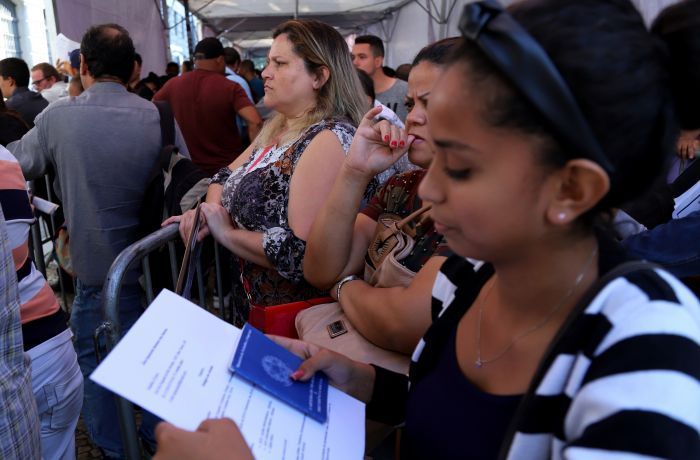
[{"xmin": 402, "ymin": 253, "xmax": 700, "ymax": 459}]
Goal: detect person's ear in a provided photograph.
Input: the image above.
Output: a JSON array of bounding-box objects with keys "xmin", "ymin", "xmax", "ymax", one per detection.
[
  {"xmin": 79, "ymin": 53, "xmax": 88, "ymax": 77},
  {"xmin": 312, "ymin": 66, "xmax": 330, "ymax": 90},
  {"xmin": 545, "ymin": 159, "xmax": 610, "ymax": 225}
]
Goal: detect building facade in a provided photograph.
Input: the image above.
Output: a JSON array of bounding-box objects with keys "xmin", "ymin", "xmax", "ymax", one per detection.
[{"xmin": 0, "ymin": 0, "xmax": 57, "ymax": 66}]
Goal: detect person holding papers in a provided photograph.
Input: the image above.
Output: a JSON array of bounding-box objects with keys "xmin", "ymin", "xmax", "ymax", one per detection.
[
  {"xmin": 155, "ymin": 1, "xmax": 700, "ymax": 459},
  {"xmin": 153, "ymin": 418, "xmax": 252, "ymax": 460}
]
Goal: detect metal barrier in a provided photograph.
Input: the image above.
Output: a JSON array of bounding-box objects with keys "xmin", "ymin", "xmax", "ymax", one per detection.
[
  {"xmin": 96, "ymin": 223, "xmax": 235, "ymax": 459},
  {"xmin": 28, "ymin": 175, "xmax": 72, "ymax": 308}
]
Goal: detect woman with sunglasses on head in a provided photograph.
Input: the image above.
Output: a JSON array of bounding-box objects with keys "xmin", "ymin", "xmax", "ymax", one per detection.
[{"xmin": 153, "ymin": 1, "xmax": 700, "ymax": 458}]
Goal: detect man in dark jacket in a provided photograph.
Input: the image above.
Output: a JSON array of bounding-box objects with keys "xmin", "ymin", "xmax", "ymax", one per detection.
[{"xmin": 0, "ymin": 57, "xmax": 48, "ymax": 128}]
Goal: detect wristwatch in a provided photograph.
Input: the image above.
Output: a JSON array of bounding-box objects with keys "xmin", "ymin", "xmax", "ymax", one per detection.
[{"xmin": 336, "ymin": 275, "xmax": 361, "ymax": 302}]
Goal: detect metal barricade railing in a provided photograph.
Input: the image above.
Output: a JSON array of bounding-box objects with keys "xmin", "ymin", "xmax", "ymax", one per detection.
[
  {"xmin": 96, "ymin": 223, "xmax": 235, "ymax": 459},
  {"xmin": 28, "ymin": 174, "xmax": 72, "ymax": 309},
  {"xmin": 98, "ymin": 224, "xmax": 179, "ymax": 459}
]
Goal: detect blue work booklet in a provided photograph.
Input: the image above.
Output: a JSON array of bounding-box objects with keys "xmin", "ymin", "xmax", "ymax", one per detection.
[{"xmin": 230, "ymin": 324, "xmax": 329, "ymax": 423}]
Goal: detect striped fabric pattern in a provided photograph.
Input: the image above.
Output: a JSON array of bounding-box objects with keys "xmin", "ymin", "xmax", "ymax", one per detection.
[
  {"xmin": 0, "ymin": 147, "xmax": 60, "ymax": 324},
  {"xmin": 416, "ymin": 255, "xmax": 700, "ymax": 459}
]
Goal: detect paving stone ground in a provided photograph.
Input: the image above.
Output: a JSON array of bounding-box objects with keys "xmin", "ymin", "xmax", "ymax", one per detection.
[
  {"xmin": 46, "ymin": 263, "xmax": 102, "ymax": 459},
  {"xmin": 76, "ymin": 417, "xmax": 104, "ymax": 459}
]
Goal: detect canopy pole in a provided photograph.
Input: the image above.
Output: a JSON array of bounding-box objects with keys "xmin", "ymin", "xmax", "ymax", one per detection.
[
  {"xmin": 184, "ymin": 0, "xmax": 194, "ymax": 58},
  {"xmin": 160, "ymin": 0, "xmax": 172, "ymax": 62},
  {"xmin": 439, "ymin": 0, "xmax": 447, "ymax": 39},
  {"xmin": 294, "ymin": 0, "xmax": 299, "ymax": 19}
]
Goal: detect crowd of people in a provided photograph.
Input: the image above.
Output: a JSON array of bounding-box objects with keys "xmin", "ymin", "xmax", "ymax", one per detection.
[{"xmin": 0, "ymin": 0, "xmax": 699, "ymax": 458}]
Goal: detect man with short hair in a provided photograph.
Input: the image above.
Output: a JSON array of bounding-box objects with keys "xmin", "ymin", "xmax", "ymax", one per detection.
[
  {"xmin": 166, "ymin": 61, "xmax": 179, "ymax": 77},
  {"xmin": 0, "ymin": 57, "xmax": 48, "ymax": 127},
  {"xmin": 224, "ymin": 47, "xmax": 254, "ymax": 147},
  {"xmin": 154, "ymin": 37, "xmax": 262, "ymax": 175},
  {"xmin": 223, "ymin": 47, "xmax": 253, "ymax": 103},
  {"xmin": 352, "ymin": 35, "xmax": 408, "ymax": 121},
  {"xmin": 30, "ymin": 62, "xmax": 68, "ymax": 103},
  {"xmin": 8, "ymin": 23, "xmax": 189, "ymax": 458},
  {"xmin": 239, "ymin": 59, "xmax": 263, "ymax": 103},
  {"xmin": 160, "ymin": 61, "xmax": 179, "ymax": 86}
]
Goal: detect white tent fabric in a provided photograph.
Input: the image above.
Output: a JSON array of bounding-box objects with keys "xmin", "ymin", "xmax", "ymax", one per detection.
[
  {"xmin": 189, "ymin": 0, "xmax": 411, "ymax": 42},
  {"xmin": 187, "ymin": 0, "xmax": 679, "ymax": 65}
]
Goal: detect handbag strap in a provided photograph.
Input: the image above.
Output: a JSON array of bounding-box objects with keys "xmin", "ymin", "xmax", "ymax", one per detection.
[{"xmin": 380, "ymin": 203, "xmax": 432, "ymax": 241}]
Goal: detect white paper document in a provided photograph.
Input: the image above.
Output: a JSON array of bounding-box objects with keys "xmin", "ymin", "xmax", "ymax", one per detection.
[
  {"xmin": 32, "ymin": 196, "xmax": 59, "ymax": 215},
  {"xmin": 91, "ymin": 290, "xmax": 365, "ymax": 460},
  {"xmin": 673, "ymin": 179, "xmax": 700, "ymax": 219}
]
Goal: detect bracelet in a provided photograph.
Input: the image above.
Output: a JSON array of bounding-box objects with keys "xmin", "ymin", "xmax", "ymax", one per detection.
[{"xmin": 336, "ymin": 275, "xmax": 361, "ymax": 302}]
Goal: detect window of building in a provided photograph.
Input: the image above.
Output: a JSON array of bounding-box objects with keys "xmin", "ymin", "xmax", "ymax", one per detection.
[{"xmin": 0, "ymin": 0, "xmax": 21, "ymax": 58}]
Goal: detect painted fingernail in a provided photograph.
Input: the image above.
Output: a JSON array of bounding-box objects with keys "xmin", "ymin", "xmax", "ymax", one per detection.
[
  {"xmin": 390, "ymin": 141, "xmax": 398, "ymax": 148},
  {"xmin": 384, "ymin": 135, "xmax": 390, "ymax": 142},
  {"xmin": 291, "ymin": 370, "xmax": 305, "ymax": 380},
  {"xmin": 399, "ymin": 141, "xmax": 405, "ymax": 147}
]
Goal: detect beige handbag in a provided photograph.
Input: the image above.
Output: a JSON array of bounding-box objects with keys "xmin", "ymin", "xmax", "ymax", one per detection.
[
  {"xmin": 364, "ymin": 204, "xmax": 432, "ymax": 287},
  {"xmin": 295, "ymin": 204, "xmax": 432, "ymax": 374},
  {"xmin": 295, "ymin": 301, "xmax": 410, "ymax": 374}
]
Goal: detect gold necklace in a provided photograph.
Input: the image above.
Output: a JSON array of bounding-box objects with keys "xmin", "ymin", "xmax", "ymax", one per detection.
[{"xmin": 474, "ymin": 248, "xmax": 598, "ymax": 368}]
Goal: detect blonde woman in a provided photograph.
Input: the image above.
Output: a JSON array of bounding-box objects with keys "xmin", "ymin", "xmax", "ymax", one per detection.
[{"xmin": 166, "ymin": 20, "xmax": 367, "ymax": 313}]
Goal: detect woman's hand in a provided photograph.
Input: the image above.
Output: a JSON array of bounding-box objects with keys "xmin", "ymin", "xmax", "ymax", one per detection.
[
  {"xmin": 162, "ymin": 208, "xmax": 210, "ymax": 242},
  {"xmin": 344, "ymin": 106, "xmax": 414, "ymax": 178},
  {"xmin": 677, "ymin": 129, "xmax": 700, "ymax": 160},
  {"xmin": 268, "ymin": 335, "xmax": 376, "ymax": 403},
  {"xmin": 153, "ymin": 418, "xmax": 253, "ymax": 460},
  {"xmin": 199, "ymin": 202, "xmax": 235, "ymax": 244}
]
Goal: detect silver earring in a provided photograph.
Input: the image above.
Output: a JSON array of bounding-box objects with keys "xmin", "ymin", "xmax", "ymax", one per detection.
[{"xmin": 557, "ymin": 212, "xmax": 566, "ymax": 221}]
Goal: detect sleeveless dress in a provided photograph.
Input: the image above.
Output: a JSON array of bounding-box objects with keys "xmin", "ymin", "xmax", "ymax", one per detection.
[{"xmin": 210, "ymin": 118, "xmax": 363, "ymax": 318}]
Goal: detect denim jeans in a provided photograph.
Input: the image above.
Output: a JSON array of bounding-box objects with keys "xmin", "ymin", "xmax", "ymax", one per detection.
[
  {"xmin": 623, "ymin": 210, "xmax": 700, "ymax": 278},
  {"xmin": 28, "ymin": 328, "xmax": 83, "ymax": 460},
  {"xmin": 70, "ymin": 280, "xmax": 160, "ymax": 458}
]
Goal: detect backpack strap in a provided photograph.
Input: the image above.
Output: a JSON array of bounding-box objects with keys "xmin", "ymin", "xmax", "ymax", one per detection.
[
  {"xmin": 153, "ymin": 100, "xmax": 178, "ymax": 169},
  {"xmin": 154, "ymin": 100, "xmax": 175, "ymax": 147}
]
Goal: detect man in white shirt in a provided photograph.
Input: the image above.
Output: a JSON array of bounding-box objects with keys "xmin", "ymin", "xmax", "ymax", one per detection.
[{"xmin": 30, "ymin": 63, "xmax": 68, "ymax": 103}]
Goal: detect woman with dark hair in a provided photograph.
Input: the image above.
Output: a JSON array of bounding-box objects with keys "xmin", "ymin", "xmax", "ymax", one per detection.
[
  {"xmin": 154, "ymin": 1, "xmax": 700, "ymax": 458},
  {"xmin": 303, "ymin": 38, "xmax": 461, "ymax": 356}
]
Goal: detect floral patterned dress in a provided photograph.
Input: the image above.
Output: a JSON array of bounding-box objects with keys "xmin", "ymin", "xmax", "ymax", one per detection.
[{"xmin": 210, "ymin": 118, "xmax": 360, "ymax": 314}]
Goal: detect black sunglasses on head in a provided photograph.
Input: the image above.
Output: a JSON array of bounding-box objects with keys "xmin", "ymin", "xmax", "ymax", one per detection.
[{"xmin": 459, "ymin": 0, "xmax": 614, "ymax": 174}]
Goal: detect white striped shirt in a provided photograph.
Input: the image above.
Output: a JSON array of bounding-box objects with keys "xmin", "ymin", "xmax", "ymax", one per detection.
[{"xmin": 412, "ymin": 254, "xmax": 700, "ymax": 459}]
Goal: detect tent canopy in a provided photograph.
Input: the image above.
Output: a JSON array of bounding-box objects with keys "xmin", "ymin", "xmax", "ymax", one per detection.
[{"xmin": 188, "ymin": 0, "xmax": 412, "ymax": 47}]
